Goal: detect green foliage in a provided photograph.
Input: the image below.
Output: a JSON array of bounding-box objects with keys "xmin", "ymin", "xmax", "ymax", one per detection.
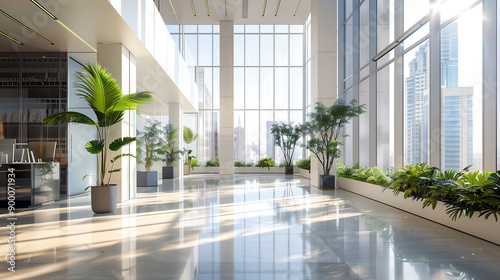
[
  {"xmin": 43, "ymin": 63, "xmax": 152, "ymax": 187},
  {"xmin": 302, "ymin": 100, "xmax": 366, "ymax": 175},
  {"xmin": 234, "ymin": 161, "xmax": 253, "ymax": 167},
  {"xmin": 341, "ymin": 162, "xmax": 500, "ymax": 221},
  {"xmin": 183, "ymin": 126, "xmax": 198, "ymax": 144},
  {"xmin": 296, "ymin": 158, "xmax": 311, "ymax": 171},
  {"xmin": 156, "ymin": 123, "xmax": 184, "ymax": 166},
  {"xmin": 270, "ymin": 123, "xmax": 302, "ymax": 166},
  {"xmin": 136, "ymin": 121, "xmax": 163, "ymax": 171},
  {"xmin": 205, "ymin": 158, "xmax": 220, "ymax": 167},
  {"xmin": 256, "ymin": 158, "xmax": 275, "ymax": 170},
  {"xmin": 183, "ymin": 149, "xmax": 197, "ymax": 169},
  {"xmin": 189, "ymin": 158, "xmax": 201, "ymax": 168}
]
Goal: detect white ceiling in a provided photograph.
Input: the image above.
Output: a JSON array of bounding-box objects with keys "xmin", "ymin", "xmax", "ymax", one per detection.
[{"xmin": 157, "ymin": 0, "xmax": 311, "ymax": 25}]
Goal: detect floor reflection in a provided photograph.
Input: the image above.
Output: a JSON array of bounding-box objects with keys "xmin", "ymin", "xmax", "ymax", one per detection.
[{"xmin": 0, "ymin": 174, "xmax": 499, "ymax": 279}]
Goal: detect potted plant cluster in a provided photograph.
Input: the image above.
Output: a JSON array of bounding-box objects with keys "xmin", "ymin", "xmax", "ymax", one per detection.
[
  {"xmin": 43, "ymin": 63, "xmax": 152, "ymax": 213},
  {"xmin": 303, "ymin": 99, "xmax": 365, "ymax": 189},
  {"xmin": 183, "ymin": 126, "xmax": 198, "ymax": 175},
  {"xmin": 257, "ymin": 158, "xmax": 275, "ymax": 170},
  {"xmin": 157, "ymin": 123, "xmax": 184, "ymax": 179},
  {"xmin": 136, "ymin": 121, "xmax": 163, "ymax": 187},
  {"xmin": 270, "ymin": 123, "xmax": 302, "ymax": 175}
]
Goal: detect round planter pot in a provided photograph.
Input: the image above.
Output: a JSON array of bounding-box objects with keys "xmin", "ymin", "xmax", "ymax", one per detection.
[
  {"xmin": 91, "ymin": 184, "xmax": 118, "ymax": 214},
  {"xmin": 285, "ymin": 165, "xmax": 294, "ymax": 175}
]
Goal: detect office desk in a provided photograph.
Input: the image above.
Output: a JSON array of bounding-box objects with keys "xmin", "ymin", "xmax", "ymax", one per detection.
[{"xmin": 0, "ymin": 162, "xmax": 60, "ymax": 208}]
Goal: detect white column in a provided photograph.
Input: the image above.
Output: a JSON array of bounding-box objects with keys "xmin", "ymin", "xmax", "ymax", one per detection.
[
  {"xmin": 97, "ymin": 43, "xmax": 137, "ymax": 203},
  {"xmin": 169, "ymin": 102, "xmax": 183, "ymax": 178},
  {"xmin": 310, "ymin": 0, "xmax": 338, "ymax": 187},
  {"xmin": 219, "ymin": 21, "xmax": 234, "ymax": 175}
]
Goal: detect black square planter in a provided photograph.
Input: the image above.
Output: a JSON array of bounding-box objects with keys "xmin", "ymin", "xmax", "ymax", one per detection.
[
  {"xmin": 162, "ymin": 166, "xmax": 175, "ymax": 179},
  {"xmin": 320, "ymin": 175, "xmax": 335, "ymax": 189},
  {"xmin": 285, "ymin": 165, "xmax": 294, "ymax": 175},
  {"xmin": 137, "ymin": 171, "xmax": 158, "ymax": 187}
]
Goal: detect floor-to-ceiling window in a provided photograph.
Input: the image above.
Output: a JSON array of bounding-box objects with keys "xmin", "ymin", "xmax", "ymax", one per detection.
[
  {"xmin": 233, "ymin": 25, "xmax": 305, "ymax": 165},
  {"xmin": 340, "ymin": 0, "xmax": 485, "ymax": 172}
]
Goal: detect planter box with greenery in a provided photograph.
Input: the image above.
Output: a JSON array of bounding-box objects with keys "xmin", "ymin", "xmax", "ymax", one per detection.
[
  {"xmin": 43, "ymin": 63, "xmax": 152, "ymax": 213},
  {"xmin": 303, "ymin": 100, "xmax": 365, "ymax": 189},
  {"xmin": 337, "ymin": 163, "xmax": 500, "ymax": 245},
  {"xmin": 158, "ymin": 124, "xmax": 183, "ymax": 179},
  {"xmin": 297, "ymin": 158, "xmax": 310, "ymax": 179},
  {"xmin": 136, "ymin": 121, "xmax": 162, "ymax": 187}
]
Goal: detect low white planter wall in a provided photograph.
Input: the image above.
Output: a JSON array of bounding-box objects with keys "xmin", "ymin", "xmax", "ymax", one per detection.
[
  {"xmin": 337, "ymin": 176, "xmax": 500, "ymax": 246},
  {"xmin": 299, "ymin": 168, "xmax": 310, "ymax": 179},
  {"xmin": 192, "ymin": 166, "xmax": 299, "ymax": 174}
]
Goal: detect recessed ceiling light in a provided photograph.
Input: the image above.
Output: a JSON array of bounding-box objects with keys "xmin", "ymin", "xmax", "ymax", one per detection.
[
  {"xmin": 190, "ymin": 0, "xmax": 196, "ymax": 16},
  {"xmin": 30, "ymin": 0, "xmax": 58, "ymax": 20},
  {"xmin": 262, "ymin": 0, "xmax": 267, "ymax": 16},
  {"xmin": 275, "ymin": 0, "xmax": 281, "ymax": 16},
  {"xmin": 0, "ymin": 9, "xmax": 54, "ymax": 45},
  {"xmin": 0, "ymin": 30, "xmax": 23, "ymax": 45},
  {"xmin": 205, "ymin": 0, "xmax": 210, "ymax": 16}
]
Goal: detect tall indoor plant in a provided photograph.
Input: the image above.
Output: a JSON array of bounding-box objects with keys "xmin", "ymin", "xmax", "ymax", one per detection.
[
  {"xmin": 303, "ymin": 99, "xmax": 365, "ymax": 189},
  {"xmin": 43, "ymin": 63, "xmax": 152, "ymax": 213},
  {"xmin": 158, "ymin": 123, "xmax": 183, "ymax": 179},
  {"xmin": 271, "ymin": 123, "xmax": 302, "ymax": 175},
  {"xmin": 183, "ymin": 126, "xmax": 198, "ymax": 175},
  {"xmin": 136, "ymin": 121, "xmax": 163, "ymax": 186}
]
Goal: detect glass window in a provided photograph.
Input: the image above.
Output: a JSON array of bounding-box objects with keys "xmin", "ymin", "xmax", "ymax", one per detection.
[
  {"xmin": 184, "ymin": 25, "xmax": 197, "ymax": 33},
  {"xmin": 275, "ymin": 25, "xmax": 289, "ymax": 33},
  {"xmin": 198, "ymin": 35, "xmax": 212, "ymax": 66},
  {"xmin": 167, "ymin": 25, "xmax": 179, "ymax": 33},
  {"xmin": 246, "ymin": 25, "xmax": 259, "ymax": 33},
  {"xmin": 234, "ymin": 35, "xmax": 245, "ymax": 66},
  {"xmin": 290, "ymin": 68, "xmax": 303, "ymax": 109},
  {"xmin": 213, "ymin": 67, "xmax": 220, "ymax": 109},
  {"xmin": 213, "ymin": 25, "xmax": 220, "ymax": 33},
  {"xmin": 184, "ymin": 34, "xmax": 197, "ymax": 67},
  {"xmin": 260, "ymin": 35, "xmax": 274, "ymax": 66},
  {"xmin": 245, "ymin": 35, "xmax": 259, "ymax": 66},
  {"xmin": 344, "ymin": 89, "xmax": 354, "ymax": 166},
  {"xmin": 275, "ymin": 68, "xmax": 289, "ymax": 109},
  {"xmin": 404, "ymin": 0, "xmax": 429, "ymax": 31},
  {"xmin": 290, "ymin": 35, "xmax": 303, "ymax": 66},
  {"xmin": 198, "ymin": 25, "xmax": 212, "ymax": 33},
  {"xmin": 234, "ymin": 25, "xmax": 245, "ymax": 33},
  {"xmin": 290, "ymin": 25, "xmax": 303, "ymax": 33},
  {"xmin": 440, "ymin": 0, "xmax": 477, "ymax": 24},
  {"xmin": 213, "ymin": 34, "xmax": 220, "ymax": 67},
  {"xmin": 260, "ymin": 111, "xmax": 274, "ymax": 159},
  {"xmin": 345, "ymin": 0, "xmax": 353, "ymax": 18},
  {"xmin": 345, "ymin": 17, "xmax": 353, "ymax": 78},
  {"xmin": 245, "ymin": 68, "xmax": 259, "ymax": 109},
  {"xmin": 359, "ymin": 79, "xmax": 370, "ymax": 167},
  {"xmin": 441, "ymin": 4, "xmax": 482, "ymax": 171},
  {"xmin": 234, "ymin": 110, "xmax": 245, "ymax": 162},
  {"xmin": 260, "ymin": 25, "xmax": 273, "ymax": 33},
  {"xmin": 275, "ymin": 35, "xmax": 289, "ymax": 66},
  {"xmin": 234, "ymin": 67, "xmax": 245, "ymax": 109},
  {"xmin": 245, "ymin": 111, "xmax": 259, "ymax": 162},
  {"xmin": 377, "ymin": 0, "xmax": 395, "ymax": 54},
  {"xmin": 377, "ymin": 63, "xmax": 395, "ymax": 170},
  {"xmin": 359, "ymin": 0, "xmax": 370, "ymax": 67},
  {"xmin": 404, "ymin": 40, "xmax": 429, "ymax": 165},
  {"xmin": 260, "ymin": 68, "xmax": 274, "ymax": 109}
]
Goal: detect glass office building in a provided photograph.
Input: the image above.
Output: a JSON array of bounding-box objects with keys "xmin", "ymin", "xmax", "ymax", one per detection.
[{"xmin": 1, "ymin": 0, "xmax": 500, "ymax": 279}]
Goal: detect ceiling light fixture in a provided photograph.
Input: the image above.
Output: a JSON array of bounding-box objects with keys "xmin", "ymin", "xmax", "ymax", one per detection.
[
  {"xmin": 0, "ymin": 31, "xmax": 23, "ymax": 45},
  {"xmin": 168, "ymin": 0, "xmax": 177, "ymax": 16},
  {"xmin": 0, "ymin": 10, "xmax": 54, "ymax": 45},
  {"xmin": 190, "ymin": 0, "xmax": 196, "ymax": 16},
  {"xmin": 242, "ymin": 0, "xmax": 248, "ymax": 18},
  {"xmin": 205, "ymin": 0, "xmax": 210, "ymax": 16},
  {"xmin": 262, "ymin": 0, "xmax": 267, "ymax": 16},
  {"xmin": 294, "ymin": 0, "xmax": 302, "ymax": 16},
  {"xmin": 275, "ymin": 0, "xmax": 281, "ymax": 16},
  {"xmin": 30, "ymin": 0, "xmax": 58, "ymax": 20}
]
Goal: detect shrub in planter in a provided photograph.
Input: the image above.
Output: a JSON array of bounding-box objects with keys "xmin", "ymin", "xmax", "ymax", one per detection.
[
  {"xmin": 235, "ymin": 161, "xmax": 253, "ymax": 167},
  {"xmin": 183, "ymin": 126, "xmax": 198, "ymax": 174},
  {"xmin": 297, "ymin": 158, "xmax": 311, "ymax": 171},
  {"xmin": 157, "ymin": 124, "xmax": 184, "ymax": 179},
  {"xmin": 136, "ymin": 121, "xmax": 163, "ymax": 186},
  {"xmin": 257, "ymin": 158, "xmax": 275, "ymax": 170},
  {"xmin": 271, "ymin": 123, "xmax": 302, "ymax": 175},
  {"xmin": 205, "ymin": 158, "xmax": 220, "ymax": 167}
]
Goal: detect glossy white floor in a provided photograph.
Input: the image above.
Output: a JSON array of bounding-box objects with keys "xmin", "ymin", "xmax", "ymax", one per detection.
[{"xmin": 1, "ymin": 175, "xmax": 500, "ymax": 280}]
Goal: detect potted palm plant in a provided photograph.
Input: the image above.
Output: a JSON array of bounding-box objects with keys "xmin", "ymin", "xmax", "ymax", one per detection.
[
  {"xmin": 270, "ymin": 123, "xmax": 302, "ymax": 175},
  {"xmin": 136, "ymin": 121, "xmax": 162, "ymax": 186},
  {"xmin": 158, "ymin": 123, "xmax": 183, "ymax": 179},
  {"xmin": 303, "ymin": 99, "xmax": 365, "ymax": 189},
  {"xmin": 183, "ymin": 126, "xmax": 198, "ymax": 175},
  {"xmin": 43, "ymin": 63, "xmax": 152, "ymax": 213}
]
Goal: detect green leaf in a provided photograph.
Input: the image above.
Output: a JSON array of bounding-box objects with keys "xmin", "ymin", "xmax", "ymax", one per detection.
[
  {"xmin": 109, "ymin": 137, "xmax": 136, "ymax": 151},
  {"xmin": 85, "ymin": 140, "xmax": 104, "ymax": 154},
  {"xmin": 108, "ymin": 168, "xmax": 122, "ymax": 173},
  {"xmin": 43, "ymin": 111, "xmax": 98, "ymax": 127},
  {"xmin": 110, "ymin": 153, "xmax": 135, "ymax": 163}
]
